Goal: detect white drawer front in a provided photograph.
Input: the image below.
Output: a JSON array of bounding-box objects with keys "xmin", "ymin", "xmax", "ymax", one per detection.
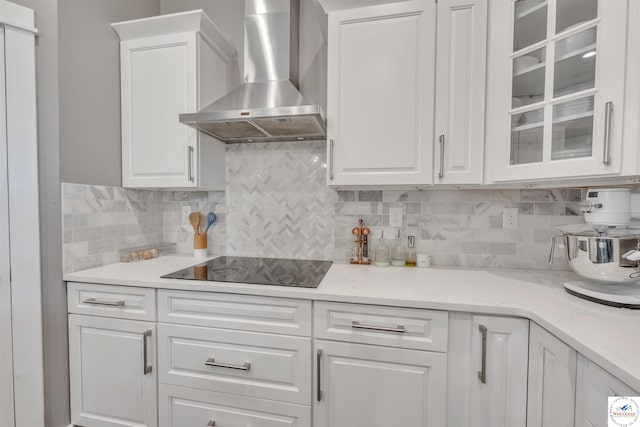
[
  {"xmin": 314, "ymin": 301, "xmax": 448, "ymax": 352},
  {"xmin": 159, "ymin": 384, "xmax": 311, "ymax": 427},
  {"xmin": 158, "ymin": 290, "xmax": 311, "ymax": 336},
  {"xmin": 68, "ymin": 282, "xmax": 156, "ymax": 321},
  {"xmin": 158, "ymin": 324, "xmax": 311, "ymax": 404}
]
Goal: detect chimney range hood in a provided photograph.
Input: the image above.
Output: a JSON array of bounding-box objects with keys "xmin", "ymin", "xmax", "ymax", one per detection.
[{"xmin": 180, "ymin": 0, "xmax": 326, "ymax": 143}]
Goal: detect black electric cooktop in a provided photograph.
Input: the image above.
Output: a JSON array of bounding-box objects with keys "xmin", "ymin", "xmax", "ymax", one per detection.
[{"xmin": 161, "ymin": 256, "xmax": 333, "ymax": 288}]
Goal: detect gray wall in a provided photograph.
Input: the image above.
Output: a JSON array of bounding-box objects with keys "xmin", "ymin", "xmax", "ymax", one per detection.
[{"xmin": 58, "ymin": 0, "xmax": 160, "ymax": 187}]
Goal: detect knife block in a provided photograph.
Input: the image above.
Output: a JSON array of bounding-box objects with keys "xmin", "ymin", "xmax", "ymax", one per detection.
[{"xmin": 194, "ymin": 234, "xmax": 208, "ymax": 259}]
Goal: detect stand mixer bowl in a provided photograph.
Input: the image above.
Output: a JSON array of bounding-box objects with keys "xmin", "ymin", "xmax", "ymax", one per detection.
[{"xmin": 562, "ymin": 234, "xmax": 640, "ymax": 284}]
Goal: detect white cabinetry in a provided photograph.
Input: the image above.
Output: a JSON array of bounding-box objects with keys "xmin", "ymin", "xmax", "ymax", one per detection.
[
  {"xmin": 447, "ymin": 313, "xmax": 529, "ymax": 427},
  {"xmin": 113, "ymin": 11, "xmax": 235, "ymax": 190},
  {"xmin": 68, "ymin": 283, "xmax": 158, "ymax": 427},
  {"xmin": 314, "ymin": 302, "xmax": 448, "ymax": 427},
  {"xmin": 527, "ymin": 323, "xmax": 577, "ymax": 427},
  {"xmin": 434, "ymin": 0, "xmax": 487, "ymax": 184},
  {"xmin": 156, "ymin": 290, "xmax": 313, "ymax": 427},
  {"xmin": 69, "ymin": 315, "xmax": 157, "ymax": 427},
  {"xmin": 324, "ymin": 0, "xmax": 436, "ymax": 187},
  {"xmin": 486, "ymin": 0, "xmax": 629, "ymax": 182},
  {"xmin": 575, "ymin": 354, "xmax": 639, "ymax": 427}
]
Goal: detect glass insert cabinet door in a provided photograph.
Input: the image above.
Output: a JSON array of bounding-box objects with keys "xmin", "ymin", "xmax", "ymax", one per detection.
[{"xmin": 488, "ymin": 0, "xmax": 628, "ymax": 182}]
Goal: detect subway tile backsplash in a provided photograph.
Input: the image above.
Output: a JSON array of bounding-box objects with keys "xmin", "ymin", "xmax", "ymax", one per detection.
[
  {"xmin": 62, "ymin": 141, "xmax": 589, "ymax": 273},
  {"xmin": 333, "ymin": 189, "xmax": 582, "ymax": 270},
  {"xmin": 62, "ymin": 184, "xmax": 225, "ymax": 273}
]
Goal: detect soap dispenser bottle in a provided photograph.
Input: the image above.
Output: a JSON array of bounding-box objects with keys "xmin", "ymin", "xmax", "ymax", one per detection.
[
  {"xmin": 406, "ymin": 236, "xmax": 417, "ymax": 267},
  {"xmin": 391, "ymin": 229, "xmax": 405, "ymax": 266},
  {"xmin": 374, "ymin": 230, "xmax": 390, "ymax": 267}
]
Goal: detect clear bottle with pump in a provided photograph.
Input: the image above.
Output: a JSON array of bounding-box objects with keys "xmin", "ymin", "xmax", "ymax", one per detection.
[
  {"xmin": 374, "ymin": 230, "xmax": 390, "ymax": 267},
  {"xmin": 391, "ymin": 229, "xmax": 406, "ymax": 266},
  {"xmin": 406, "ymin": 236, "xmax": 417, "ymax": 267}
]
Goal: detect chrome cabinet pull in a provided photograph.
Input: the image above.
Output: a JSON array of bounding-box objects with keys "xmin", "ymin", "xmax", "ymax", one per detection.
[
  {"xmin": 143, "ymin": 330, "xmax": 152, "ymax": 375},
  {"xmin": 603, "ymin": 102, "xmax": 613, "ymax": 165},
  {"xmin": 548, "ymin": 235, "xmax": 556, "ymax": 264},
  {"xmin": 207, "ymin": 421, "xmax": 216, "ymax": 426},
  {"xmin": 205, "ymin": 357, "xmax": 251, "ymax": 371},
  {"xmin": 317, "ymin": 348, "xmax": 323, "ymax": 401},
  {"xmin": 329, "ymin": 139, "xmax": 335, "ymax": 180},
  {"xmin": 351, "ymin": 320, "xmax": 406, "ymax": 333},
  {"xmin": 438, "ymin": 134, "xmax": 445, "ymax": 179},
  {"xmin": 188, "ymin": 146, "xmax": 195, "ymax": 182},
  {"xmin": 477, "ymin": 324, "xmax": 487, "ymax": 384},
  {"xmin": 83, "ymin": 298, "xmax": 125, "ymax": 307}
]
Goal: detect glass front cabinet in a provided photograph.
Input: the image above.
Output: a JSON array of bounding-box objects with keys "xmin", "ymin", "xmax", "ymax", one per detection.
[{"xmin": 486, "ymin": 0, "xmax": 629, "ymax": 182}]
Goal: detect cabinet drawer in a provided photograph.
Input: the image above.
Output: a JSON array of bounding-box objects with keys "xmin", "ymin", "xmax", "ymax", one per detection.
[
  {"xmin": 159, "ymin": 384, "xmax": 311, "ymax": 427},
  {"xmin": 158, "ymin": 324, "xmax": 311, "ymax": 405},
  {"xmin": 67, "ymin": 282, "xmax": 156, "ymax": 321},
  {"xmin": 314, "ymin": 301, "xmax": 448, "ymax": 352},
  {"xmin": 158, "ymin": 290, "xmax": 311, "ymax": 336}
]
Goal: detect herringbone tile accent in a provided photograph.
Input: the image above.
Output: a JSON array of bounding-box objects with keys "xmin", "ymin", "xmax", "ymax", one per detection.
[{"xmin": 227, "ymin": 140, "xmax": 336, "ymax": 260}]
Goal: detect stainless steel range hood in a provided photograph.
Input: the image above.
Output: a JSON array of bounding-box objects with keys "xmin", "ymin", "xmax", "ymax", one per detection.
[{"xmin": 180, "ymin": 0, "xmax": 326, "ymax": 143}]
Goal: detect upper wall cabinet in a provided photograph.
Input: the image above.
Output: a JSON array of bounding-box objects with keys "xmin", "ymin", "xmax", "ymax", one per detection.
[
  {"xmin": 113, "ymin": 11, "xmax": 236, "ymax": 190},
  {"xmin": 485, "ymin": 0, "xmax": 629, "ymax": 183},
  {"xmin": 323, "ymin": 0, "xmax": 436, "ymax": 187},
  {"xmin": 434, "ymin": 0, "xmax": 488, "ymax": 185}
]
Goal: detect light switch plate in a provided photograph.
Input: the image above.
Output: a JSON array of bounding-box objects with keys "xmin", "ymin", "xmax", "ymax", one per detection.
[{"xmin": 390, "ymin": 207, "xmax": 403, "ymax": 227}]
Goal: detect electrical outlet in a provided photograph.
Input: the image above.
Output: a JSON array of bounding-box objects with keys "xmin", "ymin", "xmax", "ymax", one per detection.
[
  {"xmin": 503, "ymin": 208, "xmax": 519, "ymax": 229},
  {"xmin": 390, "ymin": 207, "xmax": 403, "ymax": 227}
]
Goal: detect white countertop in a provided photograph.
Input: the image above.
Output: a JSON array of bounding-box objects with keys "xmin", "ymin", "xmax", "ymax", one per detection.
[{"xmin": 64, "ymin": 255, "xmax": 640, "ymax": 391}]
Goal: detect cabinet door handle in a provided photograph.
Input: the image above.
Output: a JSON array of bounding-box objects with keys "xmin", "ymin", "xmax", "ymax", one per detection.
[
  {"xmin": 143, "ymin": 330, "xmax": 152, "ymax": 375},
  {"xmin": 82, "ymin": 298, "xmax": 125, "ymax": 307},
  {"xmin": 205, "ymin": 357, "xmax": 251, "ymax": 371},
  {"xmin": 329, "ymin": 139, "xmax": 335, "ymax": 180},
  {"xmin": 317, "ymin": 348, "xmax": 323, "ymax": 401},
  {"xmin": 351, "ymin": 320, "xmax": 406, "ymax": 333},
  {"xmin": 207, "ymin": 421, "xmax": 216, "ymax": 426},
  {"xmin": 477, "ymin": 324, "xmax": 487, "ymax": 384},
  {"xmin": 603, "ymin": 102, "xmax": 613, "ymax": 165},
  {"xmin": 438, "ymin": 134, "xmax": 445, "ymax": 179},
  {"xmin": 187, "ymin": 146, "xmax": 195, "ymax": 182}
]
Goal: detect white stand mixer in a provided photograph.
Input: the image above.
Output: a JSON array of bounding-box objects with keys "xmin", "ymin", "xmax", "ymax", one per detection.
[{"xmin": 554, "ymin": 188, "xmax": 640, "ymax": 309}]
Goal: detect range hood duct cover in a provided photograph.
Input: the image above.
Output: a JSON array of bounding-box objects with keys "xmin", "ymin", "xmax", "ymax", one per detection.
[{"xmin": 180, "ymin": 0, "xmax": 326, "ymax": 143}]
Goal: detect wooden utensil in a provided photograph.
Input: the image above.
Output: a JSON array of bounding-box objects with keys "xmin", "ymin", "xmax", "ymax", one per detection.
[{"xmin": 189, "ymin": 212, "xmax": 201, "ymax": 235}]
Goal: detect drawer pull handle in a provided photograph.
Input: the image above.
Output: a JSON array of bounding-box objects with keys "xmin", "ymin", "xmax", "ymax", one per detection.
[
  {"xmin": 207, "ymin": 421, "xmax": 216, "ymax": 427},
  {"xmin": 205, "ymin": 357, "xmax": 251, "ymax": 371},
  {"xmin": 477, "ymin": 324, "xmax": 487, "ymax": 384},
  {"xmin": 143, "ymin": 330, "xmax": 152, "ymax": 375},
  {"xmin": 351, "ymin": 321, "xmax": 405, "ymax": 333},
  {"xmin": 83, "ymin": 298, "xmax": 125, "ymax": 307},
  {"xmin": 317, "ymin": 348, "xmax": 323, "ymax": 401}
]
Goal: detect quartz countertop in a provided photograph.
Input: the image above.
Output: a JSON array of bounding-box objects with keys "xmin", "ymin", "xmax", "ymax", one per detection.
[{"xmin": 64, "ymin": 255, "xmax": 640, "ymax": 391}]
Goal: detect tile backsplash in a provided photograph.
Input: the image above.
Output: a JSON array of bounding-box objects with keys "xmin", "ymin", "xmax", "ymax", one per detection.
[
  {"xmin": 62, "ymin": 184, "xmax": 225, "ymax": 273},
  {"xmin": 333, "ymin": 188, "xmax": 583, "ymax": 270},
  {"xmin": 62, "ymin": 141, "xmax": 589, "ymax": 273}
]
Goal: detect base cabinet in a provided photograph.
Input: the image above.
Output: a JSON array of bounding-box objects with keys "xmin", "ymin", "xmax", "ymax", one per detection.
[
  {"xmin": 575, "ymin": 354, "xmax": 639, "ymax": 427},
  {"xmin": 447, "ymin": 313, "xmax": 529, "ymax": 427},
  {"xmin": 314, "ymin": 340, "xmax": 447, "ymax": 427},
  {"xmin": 69, "ymin": 314, "xmax": 157, "ymax": 427},
  {"xmin": 159, "ymin": 384, "xmax": 311, "ymax": 427},
  {"xmin": 527, "ymin": 323, "xmax": 577, "ymax": 427}
]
